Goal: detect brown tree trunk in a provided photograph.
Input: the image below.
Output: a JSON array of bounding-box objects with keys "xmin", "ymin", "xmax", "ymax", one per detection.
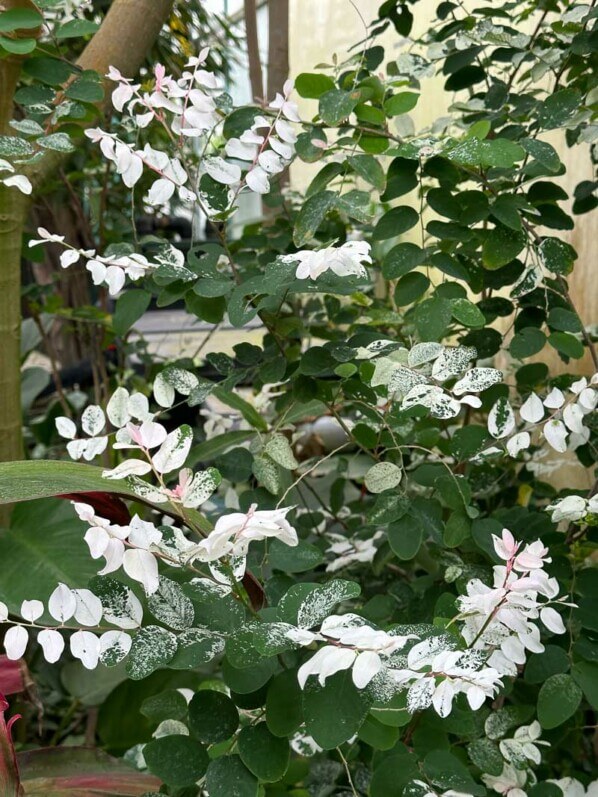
[
  {"xmin": 0, "ymin": 0, "xmax": 174, "ymax": 510},
  {"xmin": 267, "ymin": 0, "xmax": 289, "ymax": 98},
  {"xmin": 267, "ymin": 0, "xmax": 289, "ymax": 196},
  {"xmin": 244, "ymin": 0, "xmax": 264, "ymax": 102}
]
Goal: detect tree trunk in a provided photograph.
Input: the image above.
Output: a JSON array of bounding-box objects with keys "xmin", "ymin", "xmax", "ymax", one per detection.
[
  {"xmin": 0, "ymin": 0, "xmax": 174, "ymax": 506},
  {"xmin": 267, "ymin": 0, "xmax": 289, "ymax": 98},
  {"xmin": 244, "ymin": 0, "xmax": 264, "ymax": 102},
  {"xmin": 267, "ymin": 0, "xmax": 289, "ymax": 196}
]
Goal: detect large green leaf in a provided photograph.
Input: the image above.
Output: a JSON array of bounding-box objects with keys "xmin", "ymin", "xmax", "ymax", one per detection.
[
  {"xmin": 17, "ymin": 746, "xmax": 161, "ymax": 795},
  {"xmin": 0, "ymin": 460, "xmax": 211, "ymax": 532},
  {"xmin": 0, "ymin": 499, "xmax": 98, "ymax": 610}
]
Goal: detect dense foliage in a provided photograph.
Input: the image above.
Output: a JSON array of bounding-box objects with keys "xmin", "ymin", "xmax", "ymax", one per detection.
[{"xmin": 0, "ymin": 0, "xmax": 597, "ymax": 795}]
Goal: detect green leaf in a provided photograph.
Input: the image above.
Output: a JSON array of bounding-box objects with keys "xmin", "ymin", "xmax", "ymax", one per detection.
[
  {"xmin": 293, "ymin": 190, "xmax": 337, "ymax": 246},
  {"xmin": 319, "ymin": 88, "xmax": 360, "ymax": 125},
  {"xmin": 295, "ymin": 72, "xmax": 336, "ymax": 99},
  {"xmin": 269, "ymin": 538, "xmax": 323, "ymax": 573},
  {"xmin": 112, "ymin": 289, "xmax": 151, "ymax": 336},
  {"xmin": 482, "ymin": 225, "xmax": 526, "ymax": 269},
  {"xmin": 141, "ymin": 689, "xmax": 188, "ymax": 722},
  {"xmin": 213, "ymin": 387, "xmax": 268, "ymax": 431},
  {"xmin": 0, "ymin": 499, "xmax": 98, "ymax": 611},
  {"xmin": 264, "ymin": 433, "xmax": 298, "ymax": 470},
  {"xmin": 394, "ymin": 272, "xmax": 430, "ymax": 305},
  {"xmin": 0, "ymin": 136, "xmax": 33, "ymax": 158},
  {"xmin": 382, "ymin": 243, "xmax": 426, "ymax": 278},
  {"xmin": 388, "ymin": 513, "xmax": 423, "ymax": 560},
  {"xmin": 447, "ymin": 138, "xmax": 525, "ymax": 168},
  {"xmin": 147, "ymin": 577, "xmax": 195, "ymax": 630},
  {"xmin": 364, "ymin": 461, "xmax": 402, "ymax": 493},
  {"xmin": 17, "ymin": 747, "xmax": 161, "ymax": 795},
  {"xmin": 509, "ymin": 327, "xmax": 546, "ymax": 359},
  {"xmin": 303, "ymin": 669, "xmax": 370, "ymax": 748},
  {"xmin": 266, "ymin": 670, "xmax": 303, "ymax": 737},
  {"xmin": 451, "ymin": 298, "xmax": 485, "ymax": 328},
  {"xmin": 38, "ymin": 132, "xmax": 75, "ymax": 152},
  {"xmin": 144, "ymin": 735, "xmax": 209, "ymax": 787},
  {"xmin": 238, "ymin": 723, "xmax": 290, "ymax": 782},
  {"xmin": 538, "ymin": 89, "xmax": 581, "ymax": 130},
  {"xmin": 223, "ymin": 107, "xmax": 261, "ymax": 139},
  {"xmin": 423, "ymin": 750, "xmax": 485, "ymax": 796},
  {"xmin": 537, "ymin": 673, "xmax": 582, "ymax": 729},
  {"xmin": 126, "ymin": 626, "xmax": 178, "ymax": 680},
  {"xmin": 0, "ymin": 8, "xmax": 42, "ymax": 32},
  {"xmin": 548, "ymin": 331, "xmax": 584, "ymax": 360},
  {"xmin": 414, "ymin": 297, "xmax": 452, "ymax": 341},
  {"xmin": 538, "ymin": 237, "xmax": 577, "ymax": 275},
  {"xmin": 370, "ymin": 751, "xmax": 419, "ymax": 797},
  {"xmin": 205, "ymin": 756, "xmax": 258, "ymax": 797},
  {"xmin": 467, "ymin": 739, "xmax": 503, "ymax": 777},
  {"xmin": 0, "ymin": 460, "xmax": 212, "ymax": 531},
  {"xmin": 373, "ymin": 206, "xmax": 419, "ymax": 241},
  {"xmin": 572, "ymin": 661, "xmax": 598, "ymax": 709},
  {"xmin": 55, "ymin": 18, "xmax": 99, "ymax": 38},
  {"xmin": 188, "ymin": 690, "xmax": 239, "ymax": 743},
  {"xmin": 0, "ymin": 36, "xmax": 36, "ymax": 54},
  {"xmin": 22, "ymin": 56, "xmax": 74, "ymax": 86},
  {"xmin": 525, "ymin": 646, "xmax": 570, "ymax": 684},
  {"xmin": 384, "ymin": 92, "xmax": 419, "ymax": 116},
  {"xmin": 521, "ymin": 138, "xmax": 561, "ymax": 173},
  {"xmin": 252, "ymin": 454, "xmax": 280, "ymax": 494},
  {"xmin": 348, "ymin": 153, "xmax": 386, "ymax": 191},
  {"xmin": 65, "ymin": 76, "xmax": 104, "ymax": 103}
]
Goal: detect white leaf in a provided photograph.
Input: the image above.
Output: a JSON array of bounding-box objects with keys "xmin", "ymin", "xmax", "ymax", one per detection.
[
  {"xmin": 432, "ymin": 679, "xmax": 455, "ymax": 718},
  {"xmin": 563, "ymin": 404, "xmax": 585, "ymax": 434},
  {"xmin": 60, "ymin": 249, "xmax": 80, "ymax": 268},
  {"xmin": 407, "ymin": 677, "xmax": 434, "ymax": 712},
  {"xmin": 82, "ymin": 436, "xmax": 108, "ymax": 461},
  {"xmin": 147, "ymin": 177, "xmax": 175, "ymax": 205},
  {"xmin": 38, "ymin": 629, "xmax": 65, "ymax": 663},
  {"xmin": 540, "ymin": 607, "xmax": 566, "ymax": 635},
  {"xmin": 4, "ymin": 626, "xmax": 28, "ymax": 660},
  {"xmin": 364, "ymin": 461, "xmax": 402, "ymax": 493},
  {"xmin": 544, "ymin": 387, "xmax": 565, "ymax": 409},
  {"xmin": 99, "ymin": 630, "xmax": 132, "ymax": 665},
  {"xmin": 82, "ymin": 405, "xmax": 106, "ymax": 436},
  {"xmin": 66, "ymin": 439, "xmax": 88, "ymax": 460},
  {"xmin": 352, "ymin": 650, "xmax": 382, "ymax": 688},
  {"xmin": 152, "ymin": 426, "xmax": 192, "ymax": 474},
  {"xmin": 73, "ymin": 589, "xmax": 103, "ymax": 626},
  {"xmin": 506, "ymin": 432, "xmax": 530, "ymax": 457},
  {"xmin": 488, "ymin": 398, "xmax": 515, "ymax": 439},
  {"xmin": 204, "ymin": 156, "xmax": 241, "ymax": 185},
  {"xmin": 520, "ymin": 392, "xmax": 544, "ymax": 423},
  {"xmin": 20, "ymin": 599, "xmax": 44, "ymax": 623},
  {"xmin": 104, "ymin": 266, "xmax": 126, "ymax": 295},
  {"xmin": 102, "ymin": 459, "xmax": 152, "ymax": 479},
  {"xmin": 453, "ymin": 367, "xmax": 503, "ymax": 395},
  {"xmin": 0, "ymin": 602, "xmax": 7, "ymax": 622},
  {"xmin": 3, "ymin": 174, "xmax": 32, "ymax": 194},
  {"xmin": 543, "ymin": 419, "xmax": 568, "ymax": 453},
  {"xmin": 408, "ymin": 342, "xmax": 443, "ymax": 367},
  {"xmin": 107, "ymin": 387, "xmax": 130, "ymax": 427},
  {"xmin": 153, "ymin": 373, "xmax": 175, "ymax": 408},
  {"xmin": 48, "ymin": 583, "xmax": 77, "ymax": 623},
  {"xmin": 245, "ymin": 165, "xmax": 270, "ymax": 194},
  {"xmin": 70, "ymin": 630, "xmax": 101, "ymax": 669},
  {"xmin": 258, "ymin": 150, "xmax": 285, "ymax": 175},
  {"xmin": 84, "ymin": 527, "xmax": 110, "ymax": 559},
  {"xmin": 123, "ymin": 549, "xmax": 160, "ymax": 595},
  {"xmin": 55, "ymin": 416, "xmax": 77, "ymax": 440}
]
